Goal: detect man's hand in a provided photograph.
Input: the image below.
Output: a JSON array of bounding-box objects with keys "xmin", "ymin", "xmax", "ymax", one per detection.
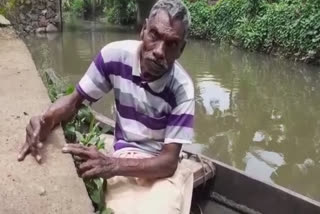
[
  {"xmin": 17, "ymin": 91, "xmax": 84, "ymax": 164},
  {"xmin": 64, "ymin": 143, "xmax": 181, "ymax": 179},
  {"xmin": 18, "ymin": 115, "xmax": 52, "ymax": 163},
  {"xmin": 62, "ymin": 144, "xmax": 117, "ymax": 179}
]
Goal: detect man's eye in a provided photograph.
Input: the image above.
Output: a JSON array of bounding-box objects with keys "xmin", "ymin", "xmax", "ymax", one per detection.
[
  {"xmin": 149, "ymin": 30, "xmax": 158, "ymax": 40},
  {"xmin": 167, "ymin": 41, "xmax": 177, "ymax": 48}
]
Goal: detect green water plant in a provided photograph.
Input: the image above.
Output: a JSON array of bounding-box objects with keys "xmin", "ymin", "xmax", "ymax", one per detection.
[
  {"xmin": 74, "ymin": 122, "xmax": 113, "ymax": 214},
  {"xmin": 41, "ymin": 70, "xmax": 113, "ymax": 214}
]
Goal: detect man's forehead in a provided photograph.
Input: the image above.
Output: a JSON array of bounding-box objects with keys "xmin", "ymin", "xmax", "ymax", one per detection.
[{"xmin": 148, "ymin": 10, "xmax": 185, "ymax": 39}]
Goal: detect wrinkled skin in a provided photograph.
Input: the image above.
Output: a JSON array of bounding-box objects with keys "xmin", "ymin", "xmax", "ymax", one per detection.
[
  {"xmin": 18, "ymin": 93, "xmax": 84, "ymax": 163},
  {"xmin": 140, "ymin": 9, "xmax": 186, "ymax": 81},
  {"xmin": 18, "ymin": 10, "xmax": 187, "ymax": 180},
  {"xmin": 62, "ymin": 142, "xmax": 181, "ymax": 179},
  {"xmin": 62, "ymin": 144, "xmax": 117, "ymax": 179},
  {"xmin": 18, "ymin": 116, "xmax": 50, "ymax": 163}
]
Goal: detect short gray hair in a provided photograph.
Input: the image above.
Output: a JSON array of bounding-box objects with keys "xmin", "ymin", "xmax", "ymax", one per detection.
[{"xmin": 149, "ymin": 0, "xmax": 191, "ymax": 38}]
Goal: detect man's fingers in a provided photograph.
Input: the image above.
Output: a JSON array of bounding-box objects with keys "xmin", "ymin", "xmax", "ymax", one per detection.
[
  {"xmin": 27, "ymin": 122, "xmax": 43, "ymax": 150},
  {"xmin": 78, "ymin": 160, "xmax": 97, "ymax": 175},
  {"xmin": 63, "ymin": 144, "xmax": 89, "ymax": 150},
  {"xmin": 30, "ymin": 146, "xmax": 42, "ymax": 164},
  {"xmin": 19, "ymin": 116, "xmax": 44, "ymax": 163},
  {"xmin": 73, "ymin": 155, "xmax": 85, "ymax": 162},
  {"xmin": 30, "ymin": 117, "xmax": 41, "ymax": 142},
  {"xmin": 62, "ymin": 146, "xmax": 92, "ymax": 159},
  {"xmin": 29, "ymin": 122, "xmax": 43, "ymax": 163},
  {"xmin": 62, "ymin": 144, "xmax": 90, "ymax": 154},
  {"xmin": 18, "ymin": 134, "xmax": 33, "ymax": 161},
  {"xmin": 30, "ymin": 116, "xmax": 41, "ymax": 131},
  {"xmin": 37, "ymin": 142, "xmax": 44, "ymax": 149},
  {"xmin": 26, "ymin": 124, "xmax": 33, "ymax": 138},
  {"xmin": 18, "ymin": 142, "xmax": 30, "ymax": 161},
  {"xmin": 36, "ymin": 155, "xmax": 42, "ymax": 163},
  {"xmin": 81, "ymin": 167, "xmax": 99, "ymax": 179}
]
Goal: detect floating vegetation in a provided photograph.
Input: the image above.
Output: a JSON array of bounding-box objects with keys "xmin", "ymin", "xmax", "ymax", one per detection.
[{"xmin": 42, "ymin": 69, "xmax": 113, "ymax": 214}]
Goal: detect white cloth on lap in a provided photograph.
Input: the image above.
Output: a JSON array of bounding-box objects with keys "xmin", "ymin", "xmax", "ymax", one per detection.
[{"xmin": 105, "ymin": 149, "xmax": 194, "ymax": 214}]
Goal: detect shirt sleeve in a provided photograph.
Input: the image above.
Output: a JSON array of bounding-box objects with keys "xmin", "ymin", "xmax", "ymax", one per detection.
[
  {"xmin": 76, "ymin": 50, "xmax": 113, "ymax": 102},
  {"xmin": 164, "ymin": 99, "xmax": 195, "ymax": 144}
]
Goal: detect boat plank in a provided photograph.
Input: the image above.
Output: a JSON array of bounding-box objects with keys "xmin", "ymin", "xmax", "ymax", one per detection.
[
  {"xmin": 209, "ymin": 158, "xmax": 320, "ymax": 214},
  {"xmin": 201, "ymin": 200, "xmax": 241, "ymax": 214}
]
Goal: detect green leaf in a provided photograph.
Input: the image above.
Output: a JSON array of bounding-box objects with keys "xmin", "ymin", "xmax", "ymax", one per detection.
[
  {"xmin": 101, "ymin": 208, "xmax": 113, "ymax": 214},
  {"xmin": 96, "ymin": 139, "xmax": 105, "ymax": 150},
  {"xmin": 64, "ymin": 85, "xmax": 75, "ymax": 95},
  {"xmin": 88, "ymin": 136, "xmax": 100, "ymax": 146},
  {"xmin": 90, "ymin": 188, "xmax": 101, "ymax": 204},
  {"xmin": 93, "ymin": 178, "xmax": 103, "ymax": 188},
  {"xmin": 75, "ymin": 131, "xmax": 84, "ymax": 142},
  {"xmin": 85, "ymin": 180, "xmax": 95, "ymax": 191},
  {"xmin": 64, "ymin": 124, "xmax": 76, "ymax": 141}
]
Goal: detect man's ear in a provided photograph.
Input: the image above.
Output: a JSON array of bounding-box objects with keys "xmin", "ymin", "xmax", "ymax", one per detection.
[
  {"xmin": 178, "ymin": 40, "xmax": 186, "ymax": 57},
  {"xmin": 140, "ymin": 19, "xmax": 148, "ymax": 40},
  {"xmin": 180, "ymin": 40, "xmax": 186, "ymax": 53}
]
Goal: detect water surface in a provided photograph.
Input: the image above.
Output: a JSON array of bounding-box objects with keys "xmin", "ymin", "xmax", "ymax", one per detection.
[{"xmin": 26, "ymin": 19, "xmax": 320, "ymax": 201}]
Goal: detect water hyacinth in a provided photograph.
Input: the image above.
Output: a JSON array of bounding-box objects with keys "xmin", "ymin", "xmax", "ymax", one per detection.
[{"xmin": 41, "ymin": 70, "xmax": 113, "ymax": 214}]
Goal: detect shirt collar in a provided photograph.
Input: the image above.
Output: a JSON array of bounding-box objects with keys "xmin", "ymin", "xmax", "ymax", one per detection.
[
  {"xmin": 147, "ymin": 71, "xmax": 171, "ymax": 92},
  {"xmin": 132, "ymin": 42, "xmax": 142, "ymax": 77}
]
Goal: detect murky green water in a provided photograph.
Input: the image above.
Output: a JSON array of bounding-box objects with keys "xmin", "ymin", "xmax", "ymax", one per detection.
[{"xmin": 26, "ymin": 20, "xmax": 320, "ymax": 201}]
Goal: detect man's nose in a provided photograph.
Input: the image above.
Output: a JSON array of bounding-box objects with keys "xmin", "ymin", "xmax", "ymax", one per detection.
[{"xmin": 153, "ymin": 41, "xmax": 165, "ymax": 60}]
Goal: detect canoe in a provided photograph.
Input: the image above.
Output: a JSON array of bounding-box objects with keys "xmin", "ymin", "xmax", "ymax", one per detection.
[
  {"xmin": 184, "ymin": 148, "xmax": 320, "ymax": 214},
  {"xmin": 92, "ymin": 110, "xmax": 320, "ymax": 214}
]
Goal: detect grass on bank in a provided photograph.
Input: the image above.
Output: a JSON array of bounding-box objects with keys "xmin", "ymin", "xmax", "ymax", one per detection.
[{"xmin": 185, "ymin": 0, "xmax": 320, "ymax": 64}]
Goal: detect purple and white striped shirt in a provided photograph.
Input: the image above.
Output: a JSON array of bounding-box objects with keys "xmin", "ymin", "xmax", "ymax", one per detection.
[{"xmin": 77, "ymin": 40, "xmax": 195, "ymax": 155}]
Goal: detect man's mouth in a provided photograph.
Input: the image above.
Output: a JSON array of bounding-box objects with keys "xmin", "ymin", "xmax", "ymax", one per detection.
[{"xmin": 147, "ymin": 59, "xmax": 167, "ymax": 74}]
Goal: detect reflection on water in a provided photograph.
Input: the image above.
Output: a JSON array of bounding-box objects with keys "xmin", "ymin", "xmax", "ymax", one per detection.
[
  {"xmin": 25, "ymin": 19, "xmax": 320, "ymax": 201},
  {"xmin": 197, "ymin": 77, "xmax": 231, "ymax": 114},
  {"xmin": 245, "ymin": 148, "xmax": 286, "ymax": 183}
]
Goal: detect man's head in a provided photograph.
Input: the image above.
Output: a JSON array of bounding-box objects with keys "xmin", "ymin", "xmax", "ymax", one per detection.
[{"xmin": 140, "ymin": 0, "xmax": 191, "ymax": 81}]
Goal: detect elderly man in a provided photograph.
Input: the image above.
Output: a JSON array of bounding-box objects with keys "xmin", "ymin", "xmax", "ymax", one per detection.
[{"xmin": 18, "ymin": 0, "xmax": 194, "ymax": 213}]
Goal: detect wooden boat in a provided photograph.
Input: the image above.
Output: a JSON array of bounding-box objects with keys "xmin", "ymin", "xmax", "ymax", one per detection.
[{"xmin": 93, "ymin": 110, "xmax": 320, "ymax": 214}]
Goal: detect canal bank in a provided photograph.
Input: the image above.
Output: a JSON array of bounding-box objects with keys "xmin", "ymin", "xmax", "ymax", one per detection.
[{"xmin": 0, "ymin": 27, "xmax": 93, "ymax": 213}]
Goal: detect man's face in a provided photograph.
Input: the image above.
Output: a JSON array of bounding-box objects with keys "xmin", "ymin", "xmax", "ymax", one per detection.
[{"xmin": 140, "ymin": 10, "xmax": 186, "ymax": 81}]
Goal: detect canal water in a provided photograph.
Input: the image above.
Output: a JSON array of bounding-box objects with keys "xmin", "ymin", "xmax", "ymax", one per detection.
[{"xmin": 25, "ymin": 19, "xmax": 320, "ymax": 201}]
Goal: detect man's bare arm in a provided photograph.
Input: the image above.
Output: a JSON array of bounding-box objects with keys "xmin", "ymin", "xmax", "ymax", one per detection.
[
  {"xmin": 63, "ymin": 143, "xmax": 182, "ymax": 179},
  {"xmin": 115, "ymin": 143, "xmax": 181, "ymax": 178},
  {"xmin": 18, "ymin": 90, "xmax": 84, "ymax": 162},
  {"xmin": 42, "ymin": 91, "xmax": 84, "ymax": 130}
]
